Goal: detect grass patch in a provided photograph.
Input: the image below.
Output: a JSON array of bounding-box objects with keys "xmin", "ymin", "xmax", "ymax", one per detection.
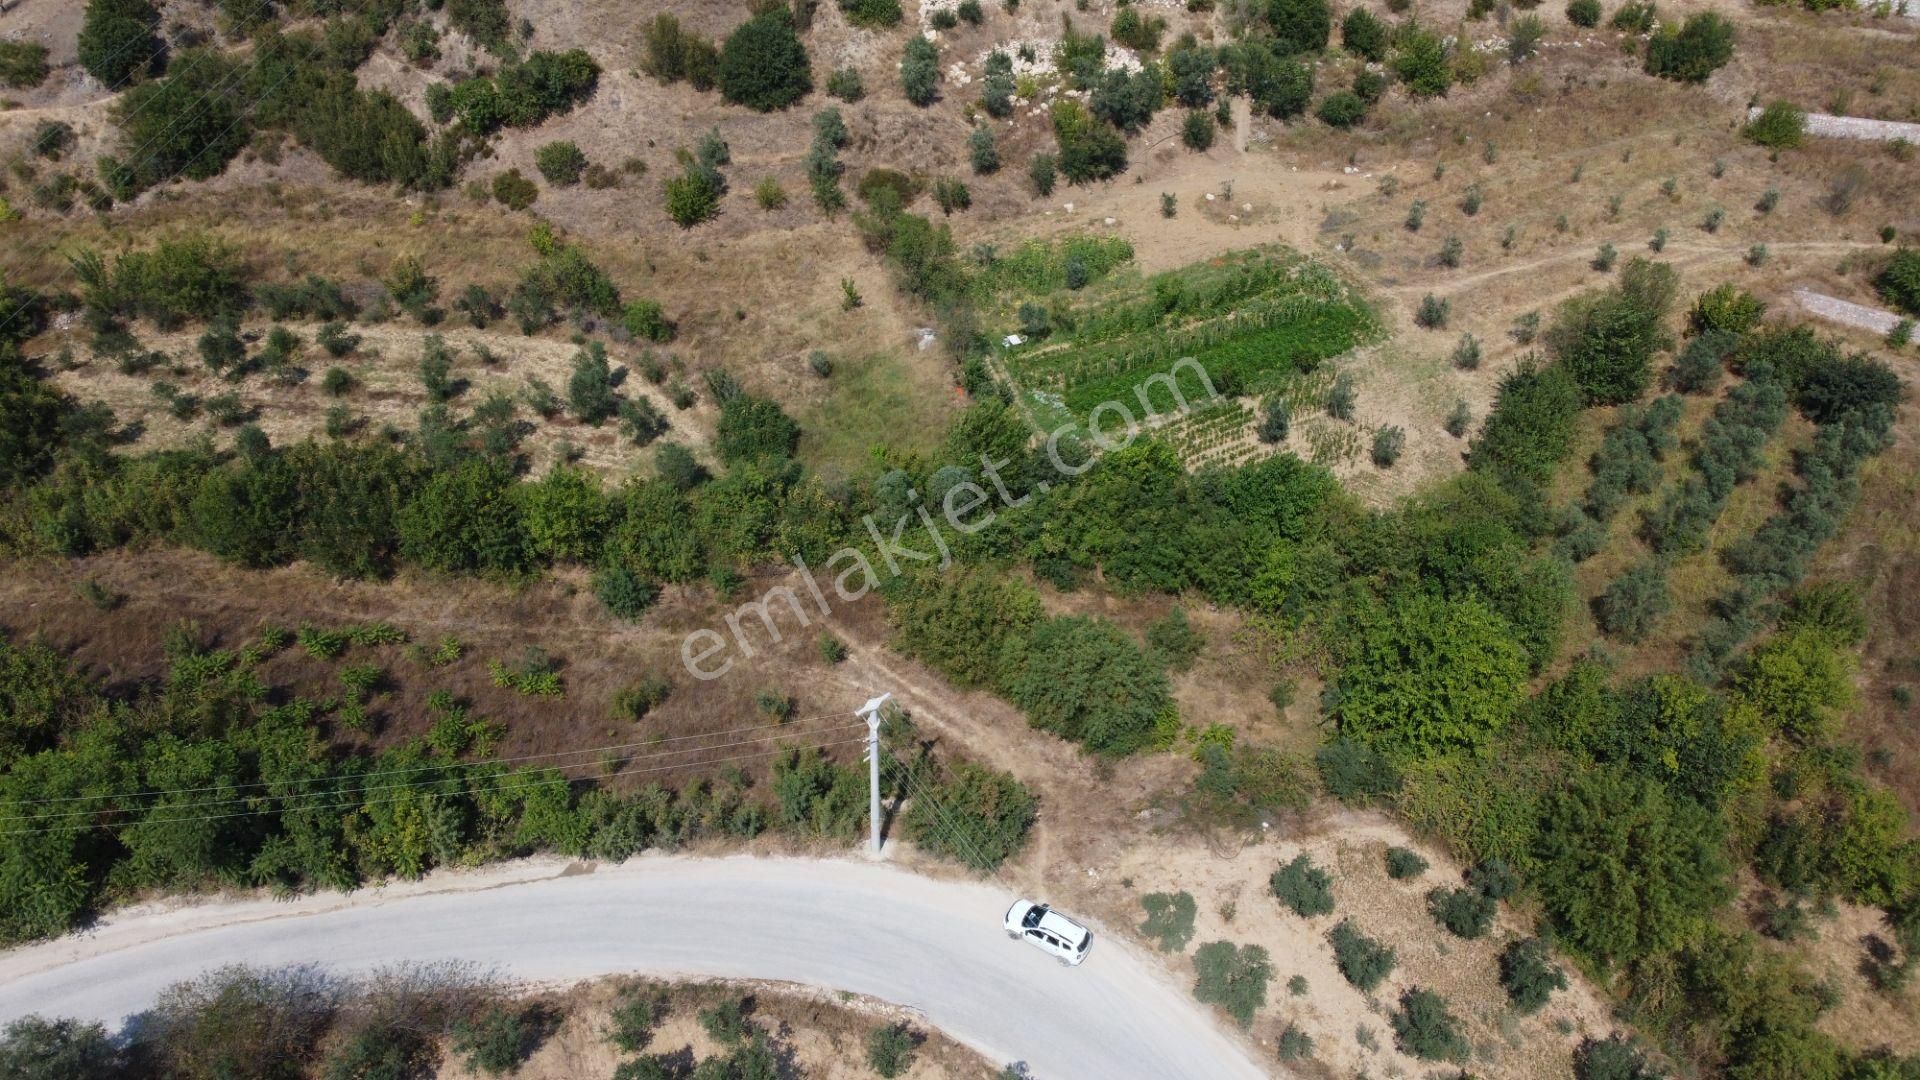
[{"xmin": 798, "ymin": 351, "xmax": 955, "ymax": 476}]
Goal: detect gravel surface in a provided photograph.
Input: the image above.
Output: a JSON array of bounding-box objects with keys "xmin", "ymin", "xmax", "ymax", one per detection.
[
  {"xmin": 1750, "ymin": 106, "xmax": 1920, "ymax": 143},
  {"xmin": 1794, "ymin": 287, "xmax": 1904, "ymax": 335},
  {"xmin": 0, "ymin": 855, "xmax": 1271, "ymax": 1080}
]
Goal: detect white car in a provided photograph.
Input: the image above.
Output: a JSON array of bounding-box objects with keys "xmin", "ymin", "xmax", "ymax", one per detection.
[{"xmin": 1005, "ymin": 899, "xmax": 1093, "ymax": 966}]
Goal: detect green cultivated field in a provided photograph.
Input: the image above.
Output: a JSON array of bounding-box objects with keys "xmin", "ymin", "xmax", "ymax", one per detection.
[{"xmin": 998, "ymin": 247, "xmax": 1377, "ymax": 426}]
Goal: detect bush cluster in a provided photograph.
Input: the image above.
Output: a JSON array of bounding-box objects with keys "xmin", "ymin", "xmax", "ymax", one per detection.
[{"xmin": 718, "ymin": 9, "xmax": 812, "ymax": 111}]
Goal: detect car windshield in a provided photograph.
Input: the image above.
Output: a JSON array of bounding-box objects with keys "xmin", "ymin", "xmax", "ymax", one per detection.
[{"xmin": 1022, "ymin": 905, "xmax": 1046, "ymax": 929}]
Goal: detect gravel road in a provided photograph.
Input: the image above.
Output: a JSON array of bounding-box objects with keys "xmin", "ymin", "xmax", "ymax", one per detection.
[
  {"xmin": 1747, "ymin": 106, "xmax": 1920, "ymax": 143},
  {"xmin": 1794, "ymin": 287, "xmax": 1904, "ymax": 336},
  {"xmin": 0, "ymin": 855, "xmax": 1271, "ymax": 1080}
]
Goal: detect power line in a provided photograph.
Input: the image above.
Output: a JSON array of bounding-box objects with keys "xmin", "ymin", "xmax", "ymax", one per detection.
[
  {"xmin": 884, "ymin": 745, "xmax": 1014, "ymax": 887},
  {"xmin": 0, "ymin": 719, "xmax": 866, "ymax": 825},
  {"xmin": 0, "ymin": 732, "xmax": 866, "ymax": 839},
  {"xmin": 0, "ymin": 709, "xmax": 860, "ymax": 811}
]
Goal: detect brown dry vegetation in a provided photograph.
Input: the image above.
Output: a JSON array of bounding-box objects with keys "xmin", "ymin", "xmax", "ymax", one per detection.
[{"xmin": 481, "ymin": 977, "xmax": 997, "ymax": 1080}]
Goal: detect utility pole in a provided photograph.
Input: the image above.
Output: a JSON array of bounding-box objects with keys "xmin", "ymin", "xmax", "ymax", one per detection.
[{"xmin": 857, "ymin": 693, "xmax": 893, "ymax": 857}]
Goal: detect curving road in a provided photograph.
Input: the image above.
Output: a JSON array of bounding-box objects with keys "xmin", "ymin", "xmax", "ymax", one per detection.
[{"xmin": 0, "ymin": 855, "xmax": 1270, "ymax": 1080}]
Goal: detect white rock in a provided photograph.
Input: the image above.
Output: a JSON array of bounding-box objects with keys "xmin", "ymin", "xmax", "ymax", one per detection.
[
  {"xmin": 1204, "ymin": 192, "xmax": 1216, "ymax": 201},
  {"xmin": 1103, "ymin": 216, "xmax": 1116, "ymax": 225},
  {"xmin": 1002, "ymin": 333, "xmax": 1025, "ymax": 347},
  {"xmin": 1064, "ymin": 201, "xmax": 1074, "ymax": 212},
  {"xmin": 1242, "ymin": 203, "xmax": 1252, "ymax": 212}
]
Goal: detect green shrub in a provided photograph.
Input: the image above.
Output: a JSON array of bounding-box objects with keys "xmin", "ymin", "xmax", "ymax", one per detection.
[
  {"xmin": 1270, "ymin": 854, "xmax": 1336, "ymax": 916},
  {"xmin": 1051, "ymin": 100, "xmax": 1128, "ymax": 183},
  {"xmin": 841, "ymin": 0, "xmax": 904, "ymax": 27},
  {"xmin": 1391, "ymin": 988, "xmax": 1469, "ymax": 1062},
  {"xmin": 1112, "ymin": 6, "xmax": 1169, "ymax": 51},
  {"xmin": 1689, "ymin": 282, "xmax": 1765, "ymax": 335},
  {"xmin": 1567, "ymin": 0, "xmax": 1601, "ymax": 25},
  {"xmin": 698, "ymin": 997, "xmax": 749, "ymax": 1045},
  {"xmin": 535, "ymin": 141, "xmax": 588, "ymax": 185},
  {"xmin": 1371, "ymin": 426, "xmax": 1405, "ymax": 468},
  {"xmin": 1596, "ymin": 560, "xmax": 1670, "ymax": 642},
  {"xmin": 641, "ymin": 14, "xmax": 719, "ymax": 87},
  {"xmin": 1191, "ymin": 941, "xmax": 1273, "ymax": 1027},
  {"xmin": 1256, "ymin": 397, "xmax": 1290, "ymax": 443},
  {"xmin": 902, "ymin": 763, "xmax": 1036, "ymax": 871},
  {"xmin": 1028, "ymin": 152, "xmax": 1057, "ymax": 196},
  {"xmin": 866, "ymin": 1024, "xmax": 917, "ymax": 1077},
  {"xmin": 1416, "ymin": 293, "xmax": 1450, "ymax": 328},
  {"xmin": 901, "ymin": 36, "xmax": 938, "ymax": 106},
  {"xmin": 1331, "ymin": 591, "xmax": 1528, "ymax": 757},
  {"xmin": 1140, "ymin": 891, "xmax": 1199, "ymax": 952},
  {"xmin": 1182, "ymin": 109, "xmax": 1218, "ymax": 149},
  {"xmin": 826, "ymin": 65, "xmax": 864, "ymax": 101},
  {"xmin": 1499, "ymin": 937, "xmax": 1568, "ymax": 1013},
  {"xmin": 1877, "ymin": 248, "xmax": 1920, "ymax": 316},
  {"xmin": 493, "ymin": 169, "xmax": 539, "ymax": 210},
  {"xmin": 613, "ymin": 675, "xmax": 672, "ymax": 721},
  {"xmin": 1574, "ymin": 1035, "xmax": 1664, "ymax": 1080},
  {"xmin": 606, "ymin": 986, "xmax": 660, "ymax": 1053},
  {"xmin": 1385, "ymin": 847, "xmax": 1428, "ymax": 879},
  {"xmin": 1000, "ymin": 614, "xmax": 1172, "ymax": 757},
  {"xmin": 567, "ymin": 343, "xmax": 617, "ymax": 424},
  {"xmin": 80, "ymin": 234, "xmax": 247, "ymax": 329},
  {"xmin": 1145, "ymin": 608, "xmax": 1204, "ymax": 671},
  {"xmin": 1645, "ymin": 12, "xmax": 1735, "ymax": 83},
  {"xmin": 1547, "ymin": 258, "xmax": 1678, "ymax": 405},
  {"xmin": 1535, "ymin": 768, "xmax": 1730, "ymax": 967},
  {"xmin": 0, "ymin": 1016, "xmax": 122, "ymax": 1080},
  {"xmin": 452, "ymin": 1006, "xmax": 538, "ymax": 1076},
  {"xmin": 718, "ymin": 9, "xmax": 812, "ymax": 111},
  {"xmin": 1744, "ymin": 100, "xmax": 1806, "ymax": 150},
  {"xmin": 1341, "ymin": 8, "xmax": 1388, "ymax": 61},
  {"xmin": 1316, "ymin": 90, "xmax": 1366, "ymax": 128},
  {"xmin": 1427, "ymin": 885, "xmax": 1496, "ymax": 938},
  {"xmin": 1392, "ymin": 26, "xmax": 1453, "ymax": 98},
  {"xmin": 715, "ymin": 394, "xmax": 801, "ymax": 463},
  {"xmin": 622, "ymin": 300, "xmax": 673, "ymax": 343},
  {"xmin": 1508, "ymin": 12, "xmax": 1546, "ymax": 60},
  {"xmin": 1328, "ymin": 920, "xmax": 1396, "ymax": 991},
  {"xmin": 1315, "ymin": 738, "xmax": 1400, "ymax": 801},
  {"xmin": 1267, "ymin": 0, "xmax": 1332, "ymax": 54},
  {"xmin": 593, "ymin": 566, "xmax": 658, "ymax": 620},
  {"xmin": 933, "ymin": 176, "xmax": 971, "ymax": 214},
  {"xmin": 79, "ymin": 0, "xmax": 161, "ymax": 88},
  {"xmin": 0, "ymin": 42, "xmax": 50, "ymax": 89}
]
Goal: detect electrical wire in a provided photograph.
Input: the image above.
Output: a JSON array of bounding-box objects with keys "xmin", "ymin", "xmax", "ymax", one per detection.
[
  {"xmin": 0, "ymin": 709, "xmax": 860, "ymax": 811},
  {"xmin": 0, "ymin": 732, "xmax": 866, "ymax": 839},
  {"xmin": 0, "ymin": 719, "xmax": 866, "ymax": 825}
]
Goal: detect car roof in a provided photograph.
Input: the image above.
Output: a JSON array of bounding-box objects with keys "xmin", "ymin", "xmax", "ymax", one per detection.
[{"xmin": 1037, "ymin": 909, "xmax": 1089, "ymax": 945}]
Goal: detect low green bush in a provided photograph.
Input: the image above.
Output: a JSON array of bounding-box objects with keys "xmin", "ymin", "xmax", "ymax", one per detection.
[
  {"xmin": 1140, "ymin": 891, "xmax": 1198, "ymax": 952},
  {"xmin": 1191, "ymin": 941, "xmax": 1272, "ymax": 1027},
  {"xmin": 1328, "ymin": 920, "xmax": 1396, "ymax": 991},
  {"xmin": 1270, "ymin": 854, "xmax": 1336, "ymax": 917}
]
